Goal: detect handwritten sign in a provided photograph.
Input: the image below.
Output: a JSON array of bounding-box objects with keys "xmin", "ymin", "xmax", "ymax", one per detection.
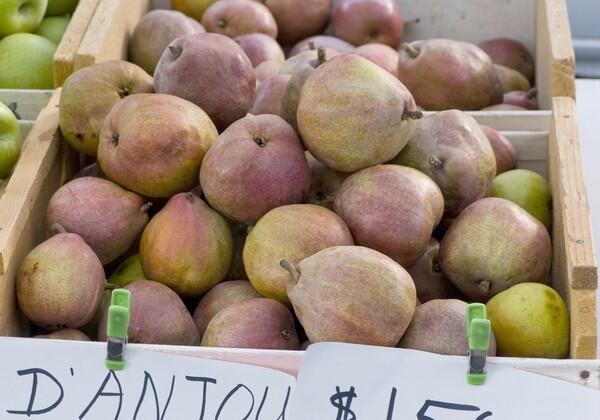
[
  {"xmin": 0, "ymin": 338, "xmax": 294, "ymax": 419},
  {"xmin": 289, "ymin": 343, "xmax": 600, "ymax": 420}
]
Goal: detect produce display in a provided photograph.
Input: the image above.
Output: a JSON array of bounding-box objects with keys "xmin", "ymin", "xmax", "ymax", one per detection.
[
  {"xmin": 14, "ymin": 0, "xmax": 567, "ymax": 360},
  {"xmin": 0, "ymin": 0, "xmax": 78, "ymax": 89}
]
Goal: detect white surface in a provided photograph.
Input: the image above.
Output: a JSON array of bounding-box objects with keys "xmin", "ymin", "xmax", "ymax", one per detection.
[
  {"xmin": 575, "ymin": 78, "xmax": 600, "ymax": 357},
  {"xmin": 0, "ymin": 338, "xmax": 294, "ymax": 419},
  {"xmin": 289, "ymin": 343, "xmax": 600, "ymax": 419}
]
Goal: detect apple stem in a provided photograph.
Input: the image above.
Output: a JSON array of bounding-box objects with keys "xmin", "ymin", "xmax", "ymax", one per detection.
[
  {"xmin": 280, "ymin": 260, "xmax": 300, "ymax": 284},
  {"xmin": 401, "ymin": 109, "xmax": 423, "ymax": 121},
  {"xmin": 317, "ymin": 47, "xmax": 327, "ymax": 66},
  {"xmin": 527, "ymin": 87, "xmax": 538, "ymax": 100},
  {"xmin": 49, "ymin": 223, "xmax": 67, "ymax": 235},
  {"xmin": 479, "ymin": 280, "xmax": 491, "ymax": 294},
  {"xmin": 402, "ymin": 43, "xmax": 420, "ymax": 59},
  {"xmin": 140, "ymin": 202, "xmax": 153, "ymax": 213}
]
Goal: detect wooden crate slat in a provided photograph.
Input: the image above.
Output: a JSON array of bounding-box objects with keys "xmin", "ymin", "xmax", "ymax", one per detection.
[{"xmin": 0, "ymin": 90, "xmax": 53, "ymax": 121}]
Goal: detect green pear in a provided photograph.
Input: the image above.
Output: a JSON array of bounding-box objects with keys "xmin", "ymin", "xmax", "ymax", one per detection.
[
  {"xmin": 46, "ymin": 0, "xmax": 78, "ymax": 16},
  {"xmin": 35, "ymin": 15, "xmax": 71, "ymax": 45},
  {"xmin": 0, "ymin": 34, "xmax": 56, "ymax": 89},
  {"xmin": 107, "ymin": 254, "xmax": 144, "ymax": 287},
  {"xmin": 0, "ymin": 101, "xmax": 22, "ymax": 178},
  {"xmin": 491, "ymin": 169, "xmax": 552, "ymax": 230}
]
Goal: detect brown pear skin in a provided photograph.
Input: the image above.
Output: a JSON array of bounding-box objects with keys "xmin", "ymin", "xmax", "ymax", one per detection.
[
  {"xmin": 354, "ymin": 43, "xmax": 399, "ymax": 76},
  {"xmin": 201, "ymin": 298, "xmax": 299, "ymax": 349},
  {"xmin": 479, "ymin": 38, "xmax": 535, "ymax": 83},
  {"xmin": 249, "ymin": 74, "xmax": 290, "ymax": 117},
  {"xmin": 392, "ymin": 110, "xmax": 497, "ymax": 218},
  {"xmin": 504, "ymin": 88, "xmax": 539, "ymax": 110},
  {"xmin": 227, "ymin": 222, "xmax": 249, "ymax": 281},
  {"xmin": 289, "ymin": 35, "xmax": 354, "ymax": 56},
  {"xmin": 479, "ymin": 125, "xmax": 518, "ymax": 175},
  {"xmin": 406, "ymin": 238, "xmax": 463, "ymax": 303},
  {"xmin": 97, "ymin": 93, "xmax": 218, "ymax": 198},
  {"xmin": 17, "ymin": 233, "xmax": 105, "ymax": 330},
  {"xmin": 306, "ymin": 151, "xmax": 349, "ymax": 209},
  {"xmin": 260, "ymin": 0, "xmax": 332, "ymax": 46},
  {"xmin": 235, "ymin": 32, "xmax": 285, "ymax": 67},
  {"xmin": 35, "ymin": 329, "xmax": 91, "ymax": 341},
  {"xmin": 129, "ymin": 10, "xmax": 205, "ymax": 75},
  {"xmin": 494, "ymin": 64, "xmax": 531, "ymax": 93},
  {"xmin": 334, "ymin": 165, "xmax": 444, "ymax": 267},
  {"xmin": 193, "ymin": 280, "xmax": 261, "ymax": 336},
  {"xmin": 98, "ymin": 280, "xmax": 200, "ymax": 345},
  {"xmin": 47, "ymin": 177, "xmax": 150, "ymax": 265},
  {"xmin": 279, "ymin": 47, "xmax": 341, "ymax": 75},
  {"xmin": 284, "ymin": 246, "xmax": 416, "ymax": 346},
  {"xmin": 59, "ymin": 60, "xmax": 153, "ymax": 156},
  {"xmin": 202, "ymin": 0, "xmax": 277, "ymax": 38},
  {"xmin": 243, "ymin": 204, "xmax": 354, "ymax": 303},
  {"xmin": 399, "ymin": 299, "xmax": 497, "ymax": 356},
  {"xmin": 439, "ymin": 197, "xmax": 552, "ymax": 301},
  {"xmin": 140, "ymin": 193, "xmax": 233, "ymax": 298},
  {"xmin": 298, "ymin": 54, "xmax": 420, "ymax": 173},
  {"xmin": 154, "ymin": 32, "xmax": 256, "ymax": 131},
  {"xmin": 200, "ymin": 114, "xmax": 310, "ymax": 225},
  {"xmin": 255, "ymin": 59, "xmax": 282, "ymax": 82},
  {"xmin": 397, "ymin": 39, "xmax": 501, "ymax": 111}
]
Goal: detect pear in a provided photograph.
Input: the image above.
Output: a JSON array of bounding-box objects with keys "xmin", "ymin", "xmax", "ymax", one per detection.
[
  {"xmin": 249, "ymin": 74, "xmax": 290, "ymax": 117},
  {"xmin": 334, "ymin": 165, "xmax": 444, "ymax": 267},
  {"xmin": 261, "ymin": 0, "xmax": 332, "ymax": 46},
  {"xmin": 47, "ymin": 177, "xmax": 150, "ymax": 265},
  {"xmin": 399, "ymin": 299, "xmax": 497, "ymax": 356},
  {"xmin": 98, "ymin": 280, "xmax": 200, "ymax": 345},
  {"xmin": 140, "ymin": 193, "xmax": 233, "ymax": 298},
  {"xmin": 279, "ymin": 47, "xmax": 341, "ymax": 75},
  {"xmin": 255, "ymin": 59, "xmax": 282, "ymax": 82},
  {"xmin": 397, "ymin": 39, "xmax": 501, "ymax": 111},
  {"xmin": 494, "ymin": 64, "xmax": 531, "ymax": 93},
  {"xmin": 17, "ymin": 233, "xmax": 105, "ymax": 330},
  {"xmin": 479, "ymin": 125, "xmax": 518, "ymax": 175},
  {"xmin": 298, "ymin": 54, "xmax": 421, "ymax": 172},
  {"xmin": 235, "ymin": 33, "xmax": 285, "ymax": 67},
  {"xmin": 201, "ymin": 298, "xmax": 299, "ymax": 349},
  {"xmin": 439, "ymin": 198, "xmax": 552, "ymax": 301},
  {"xmin": 193, "ymin": 280, "xmax": 261, "ymax": 336},
  {"xmin": 479, "ymin": 38, "xmax": 535, "ymax": 83},
  {"xmin": 202, "ymin": 0, "xmax": 277, "ymax": 38},
  {"xmin": 243, "ymin": 204, "xmax": 354, "ymax": 303},
  {"xmin": 306, "ymin": 151, "xmax": 349, "ymax": 209},
  {"xmin": 354, "ymin": 43, "xmax": 399, "ymax": 76},
  {"xmin": 289, "ymin": 35, "xmax": 354, "ymax": 56},
  {"xmin": 504, "ymin": 88, "xmax": 539, "ymax": 110},
  {"xmin": 483, "ymin": 103, "xmax": 527, "ymax": 111},
  {"xmin": 59, "ymin": 60, "xmax": 153, "ymax": 156},
  {"xmin": 97, "ymin": 93, "xmax": 218, "ymax": 198},
  {"xmin": 282, "ymin": 246, "xmax": 416, "ymax": 346},
  {"xmin": 35, "ymin": 329, "xmax": 91, "ymax": 341},
  {"xmin": 107, "ymin": 254, "xmax": 144, "ymax": 287},
  {"xmin": 392, "ymin": 110, "xmax": 497, "ymax": 218}
]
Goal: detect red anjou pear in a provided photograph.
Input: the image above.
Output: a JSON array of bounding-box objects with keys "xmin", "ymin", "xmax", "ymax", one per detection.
[
  {"xmin": 201, "ymin": 298, "xmax": 299, "ymax": 349},
  {"xmin": 249, "ymin": 74, "xmax": 290, "ymax": 117},
  {"xmin": 397, "ymin": 39, "xmax": 501, "ymax": 111},
  {"xmin": 200, "ymin": 114, "xmax": 310, "ymax": 225},
  {"xmin": 99, "ymin": 280, "xmax": 200, "ymax": 345},
  {"xmin": 504, "ymin": 88, "xmax": 539, "ymax": 110},
  {"xmin": 255, "ymin": 59, "xmax": 281, "ymax": 82},
  {"xmin": 439, "ymin": 198, "xmax": 552, "ymax": 301},
  {"xmin": 35, "ymin": 329, "xmax": 91, "ymax": 341},
  {"xmin": 392, "ymin": 110, "xmax": 497, "ymax": 218},
  {"xmin": 298, "ymin": 54, "xmax": 421, "ymax": 172},
  {"xmin": 483, "ymin": 104, "xmax": 527, "ymax": 111},
  {"xmin": 354, "ymin": 43, "xmax": 399, "ymax": 76},
  {"xmin": 335, "ymin": 165, "xmax": 443, "ymax": 267},
  {"xmin": 282, "ymin": 246, "xmax": 416, "ymax": 346},
  {"xmin": 235, "ymin": 33, "xmax": 285, "ymax": 67},
  {"xmin": 17, "ymin": 233, "xmax": 105, "ymax": 330},
  {"xmin": 479, "ymin": 38, "xmax": 535, "ymax": 83},
  {"xmin": 279, "ymin": 46, "xmax": 341, "ymax": 75},
  {"xmin": 140, "ymin": 193, "xmax": 233, "ymax": 298},
  {"xmin": 494, "ymin": 64, "xmax": 531, "ymax": 93},
  {"xmin": 47, "ymin": 177, "xmax": 150, "ymax": 265},
  {"xmin": 289, "ymin": 35, "xmax": 354, "ymax": 56},
  {"xmin": 479, "ymin": 125, "xmax": 518, "ymax": 175},
  {"xmin": 202, "ymin": 0, "xmax": 277, "ymax": 38}
]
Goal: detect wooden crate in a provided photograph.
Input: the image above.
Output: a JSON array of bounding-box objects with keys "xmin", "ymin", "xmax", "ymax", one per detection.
[{"xmin": 0, "ymin": 91, "xmax": 595, "ymax": 359}]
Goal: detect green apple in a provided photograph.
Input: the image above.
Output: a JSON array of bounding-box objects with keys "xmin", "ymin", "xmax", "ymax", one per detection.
[
  {"xmin": 171, "ymin": 0, "xmax": 217, "ymax": 21},
  {"xmin": 0, "ymin": 102, "xmax": 22, "ymax": 179},
  {"xmin": 107, "ymin": 254, "xmax": 145, "ymax": 287},
  {"xmin": 45, "ymin": 0, "xmax": 78, "ymax": 16},
  {"xmin": 0, "ymin": 33, "xmax": 56, "ymax": 89},
  {"xmin": 0, "ymin": 0, "xmax": 48, "ymax": 37},
  {"xmin": 491, "ymin": 169, "xmax": 552, "ymax": 230},
  {"xmin": 35, "ymin": 15, "xmax": 71, "ymax": 44}
]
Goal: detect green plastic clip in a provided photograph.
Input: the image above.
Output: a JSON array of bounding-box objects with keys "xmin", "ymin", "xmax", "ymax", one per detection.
[
  {"xmin": 466, "ymin": 303, "xmax": 491, "ymax": 386},
  {"xmin": 105, "ymin": 289, "xmax": 131, "ymax": 371}
]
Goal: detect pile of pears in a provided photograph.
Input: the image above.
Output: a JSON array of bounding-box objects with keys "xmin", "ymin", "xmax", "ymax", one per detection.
[{"xmin": 17, "ymin": 0, "xmax": 568, "ymax": 359}]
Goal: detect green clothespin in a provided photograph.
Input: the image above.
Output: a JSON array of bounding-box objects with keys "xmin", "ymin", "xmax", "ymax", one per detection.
[
  {"xmin": 105, "ymin": 289, "xmax": 131, "ymax": 371},
  {"xmin": 466, "ymin": 303, "xmax": 491, "ymax": 386}
]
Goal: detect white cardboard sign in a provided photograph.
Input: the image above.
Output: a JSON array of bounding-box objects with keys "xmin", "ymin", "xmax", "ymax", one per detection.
[
  {"xmin": 0, "ymin": 338, "xmax": 294, "ymax": 419},
  {"xmin": 289, "ymin": 343, "xmax": 600, "ymax": 420}
]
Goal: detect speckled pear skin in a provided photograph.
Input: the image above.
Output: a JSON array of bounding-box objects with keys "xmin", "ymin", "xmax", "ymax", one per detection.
[
  {"xmin": 154, "ymin": 32, "xmax": 256, "ymax": 131},
  {"xmin": 17, "ymin": 233, "xmax": 105, "ymax": 330},
  {"xmin": 479, "ymin": 125, "xmax": 518, "ymax": 175},
  {"xmin": 98, "ymin": 280, "xmax": 200, "ymax": 346},
  {"xmin": 201, "ymin": 298, "xmax": 299, "ymax": 349},
  {"xmin": 439, "ymin": 198, "xmax": 552, "ymax": 301},
  {"xmin": 399, "ymin": 299, "xmax": 497, "ymax": 356},
  {"xmin": 289, "ymin": 35, "xmax": 354, "ymax": 56},
  {"xmin": 200, "ymin": 114, "xmax": 310, "ymax": 225},
  {"xmin": 193, "ymin": 280, "xmax": 261, "ymax": 336},
  {"xmin": 334, "ymin": 165, "xmax": 444, "ymax": 267},
  {"xmin": 298, "ymin": 54, "xmax": 419, "ymax": 173},
  {"xmin": 243, "ymin": 204, "xmax": 354, "ymax": 303},
  {"xmin": 47, "ymin": 177, "xmax": 149, "ymax": 265},
  {"xmin": 249, "ymin": 74, "xmax": 290, "ymax": 117},
  {"xmin": 392, "ymin": 110, "xmax": 497, "ymax": 219},
  {"xmin": 255, "ymin": 60, "xmax": 282, "ymax": 82},
  {"xmin": 262, "ymin": 0, "xmax": 332, "ymax": 46},
  {"xmin": 288, "ymin": 246, "xmax": 416, "ymax": 346},
  {"xmin": 97, "ymin": 93, "xmax": 218, "ymax": 198},
  {"xmin": 235, "ymin": 33, "xmax": 285, "ymax": 67},
  {"xmin": 59, "ymin": 60, "xmax": 153, "ymax": 156},
  {"xmin": 354, "ymin": 43, "xmax": 399, "ymax": 76},
  {"xmin": 140, "ymin": 193, "xmax": 233, "ymax": 298},
  {"xmin": 35, "ymin": 329, "xmax": 91, "ymax": 341},
  {"xmin": 306, "ymin": 152, "xmax": 349, "ymax": 209},
  {"xmin": 397, "ymin": 39, "xmax": 501, "ymax": 111},
  {"xmin": 201, "ymin": 0, "xmax": 278, "ymax": 38}
]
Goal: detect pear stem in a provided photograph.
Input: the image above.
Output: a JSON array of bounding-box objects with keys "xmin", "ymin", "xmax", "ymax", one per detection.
[
  {"xmin": 280, "ymin": 259, "xmax": 300, "ymax": 284},
  {"xmin": 401, "ymin": 109, "xmax": 424, "ymax": 121},
  {"xmin": 140, "ymin": 202, "xmax": 153, "ymax": 213},
  {"xmin": 402, "ymin": 43, "xmax": 420, "ymax": 59},
  {"xmin": 308, "ymin": 41, "xmax": 316, "ymax": 51},
  {"xmin": 105, "ymin": 282, "xmax": 117, "ymax": 291},
  {"xmin": 49, "ymin": 223, "xmax": 67, "ymax": 235},
  {"xmin": 527, "ymin": 87, "xmax": 538, "ymax": 100},
  {"xmin": 404, "ymin": 17, "xmax": 421, "ymax": 25},
  {"xmin": 317, "ymin": 47, "xmax": 327, "ymax": 66},
  {"xmin": 8, "ymin": 102, "xmax": 21, "ymax": 120}
]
